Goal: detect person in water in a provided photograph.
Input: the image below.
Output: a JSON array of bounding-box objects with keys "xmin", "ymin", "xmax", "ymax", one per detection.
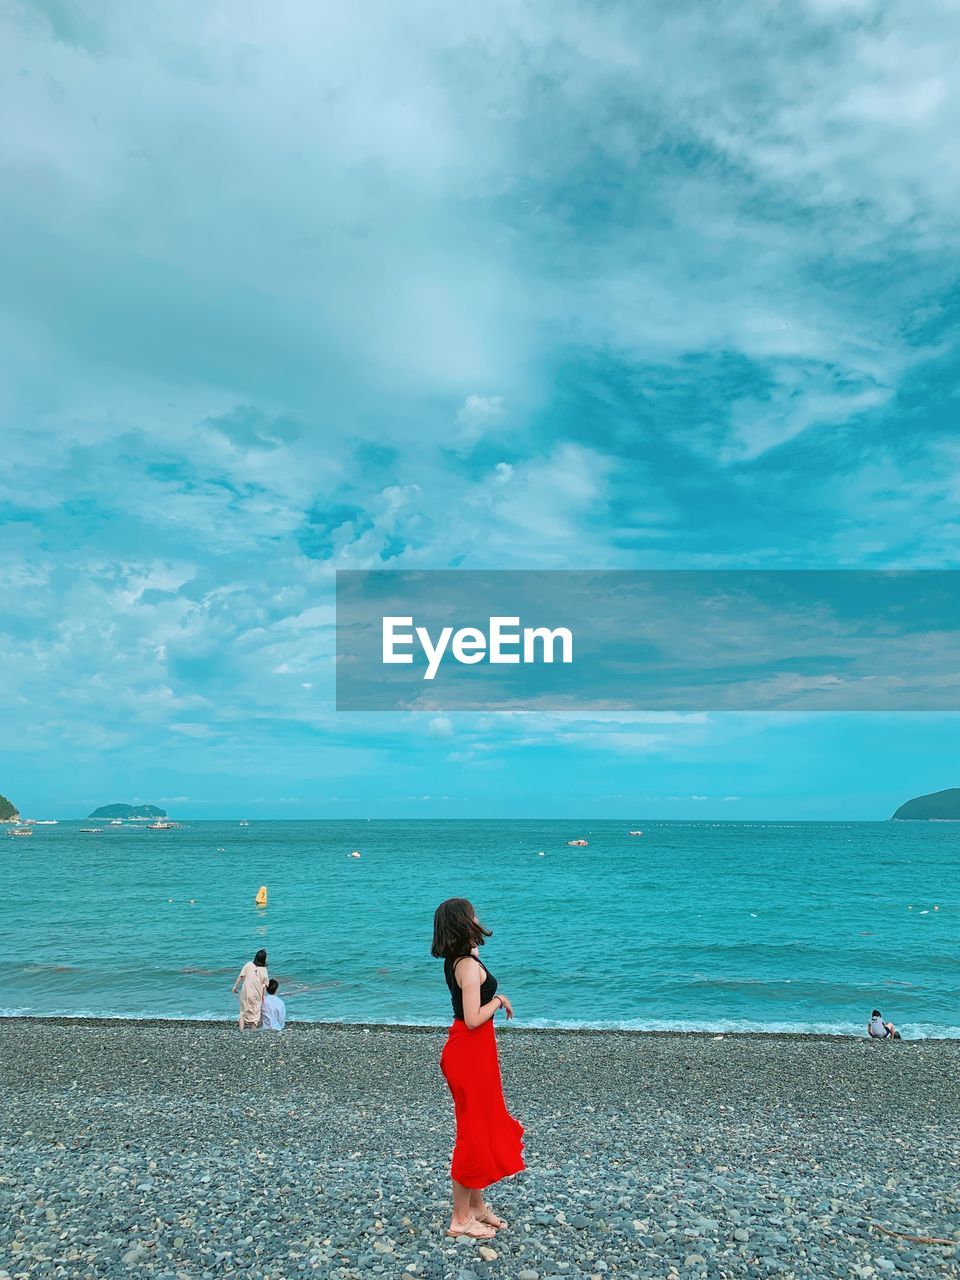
[
  {"xmin": 232, "ymin": 948, "xmax": 268, "ymax": 1030},
  {"xmin": 867, "ymin": 1009, "xmax": 900, "ymax": 1039},
  {"xmin": 259, "ymin": 978, "xmax": 286, "ymax": 1032},
  {"xmin": 431, "ymin": 898, "xmax": 524, "ymax": 1240}
]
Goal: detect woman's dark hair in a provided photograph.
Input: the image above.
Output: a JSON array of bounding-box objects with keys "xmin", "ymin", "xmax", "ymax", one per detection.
[
  {"xmin": 871, "ymin": 1009, "xmax": 881, "ymax": 1018},
  {"xmin": 431, "ymin": 898, "xmax": 492, "ymax": 958},
  {"xmin": 254, "ymin": 949, "xmax": 267, "ymax": 967}
]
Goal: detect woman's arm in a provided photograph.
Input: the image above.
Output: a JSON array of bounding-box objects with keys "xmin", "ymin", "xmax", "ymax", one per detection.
[
  {"xmin": 456, "ymin": 958, "xmax": 507, "ymax": 1030},
  {"xmin": 232, "ymin": 967, "xmax": 245, "ymax": 995}
]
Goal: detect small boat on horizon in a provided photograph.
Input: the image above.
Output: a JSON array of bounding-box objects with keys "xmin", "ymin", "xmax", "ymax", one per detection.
[
  {"xmin": 80, "ymin": 828, "xmax": 102, "ymax": 834},
  {"xmin": 629, "ymin": 830, "xmax": 643, "ymax": 836},
  {"xmin": 567, "ymin": 838, "xmax": 589, "ymax": 846},
  {"xmin": 9, "ymin": 827, "xmax": 32, "ymax": 837},
  {"xmin": 239, "ymin": 820, "xmax": 249, "ymax": 827},
  {"xmin": 147, "ymin": 821, "xmax": 176, "ymax": 830}
]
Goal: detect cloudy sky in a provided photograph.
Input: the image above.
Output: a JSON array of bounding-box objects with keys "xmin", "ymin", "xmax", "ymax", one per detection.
[{"xmin": 2, "ymin": 0, "xmax": 960, "ymax": 819}]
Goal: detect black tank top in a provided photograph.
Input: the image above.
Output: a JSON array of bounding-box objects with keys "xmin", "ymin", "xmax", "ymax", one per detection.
[{"xmin": 444, "ymin": 953, "xmax": 497, "ymax": 1021}]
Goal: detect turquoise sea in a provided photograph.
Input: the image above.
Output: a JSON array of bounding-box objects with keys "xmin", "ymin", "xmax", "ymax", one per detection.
[{"xmin": 10, "ymin": 820, "xmax": 959, "ymax": 1036}]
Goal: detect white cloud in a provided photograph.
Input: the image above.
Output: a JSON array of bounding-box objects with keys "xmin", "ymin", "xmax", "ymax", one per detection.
[
  {"xmin": 5, "ymin": 0, "xmax": 955, "ymax": 474},
  {"xmin": 460, "ymin": 443, "xmax": 616, "ymax": 563},
  {"xmin": 455, "ymin": 394, "xmax": 506, "ymax": 446},
  {"xmin": 3, "ymin": 0, "xmax": 960, "ymax": 795}
]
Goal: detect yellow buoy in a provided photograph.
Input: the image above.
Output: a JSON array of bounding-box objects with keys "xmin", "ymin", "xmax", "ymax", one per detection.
[{"xmin": 255, "ymin": 886, "xmax": 268, "ymax": 907}]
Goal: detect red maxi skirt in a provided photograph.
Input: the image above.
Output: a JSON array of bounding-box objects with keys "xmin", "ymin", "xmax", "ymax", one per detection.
[{"xmin": 440, "ymin": 1016, "xmax": 525, "ymax": 1190}]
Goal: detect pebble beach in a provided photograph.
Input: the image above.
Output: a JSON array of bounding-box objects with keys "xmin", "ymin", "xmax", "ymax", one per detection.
[{"xmin": 1, "ymin": 1020, "xmax": 958, "ymax": 1280}]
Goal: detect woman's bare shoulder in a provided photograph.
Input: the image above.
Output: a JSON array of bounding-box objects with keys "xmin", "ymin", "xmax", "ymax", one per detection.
[{"xmin": 452, "ymin": 955, "xmax": 484, "ymax": 984}]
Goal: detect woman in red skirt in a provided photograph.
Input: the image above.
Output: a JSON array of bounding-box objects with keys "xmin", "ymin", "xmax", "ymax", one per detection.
[{"xmin": 431, "ymin": 898, "xmax": 525, "ymax": 1239}]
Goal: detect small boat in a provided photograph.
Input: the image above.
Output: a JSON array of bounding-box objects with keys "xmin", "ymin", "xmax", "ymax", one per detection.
[
  {"xmin": 147, "ymin": 821, "xmax": 175, "ymax": 830},
  {"xmin": 566, "ymin": 839, "xmax": 588, "ymax": 846},
  {"xmin": 9, "ymin": 827, "xmax": 32, "ymax": 837},
  {"xmin": 629, "ymin": 830, "xmax": 643, "ymax": 836},
  {"xmin": 110, "ymin": 818, "xmax": 124, "ymax": 826},
  {"xmin": 80, "ymin": 828, "xmax": 102, "ymax": 834},
  {"xmin": 29, "ymin": 819, "xmax": 58, "ymax": 825},
  {"xmin": 239, "ymin": 820, "xmax": 249, "ymax": 827}
]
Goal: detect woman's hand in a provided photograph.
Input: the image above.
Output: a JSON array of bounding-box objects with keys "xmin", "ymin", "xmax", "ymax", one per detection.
[{"xmin": 497, "ymin": 994, "xmax": 514, "ymax": 1019}]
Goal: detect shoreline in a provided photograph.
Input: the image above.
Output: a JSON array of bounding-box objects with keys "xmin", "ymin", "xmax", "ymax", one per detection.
[{"xmin": 4, "ymin": 1013, "xmax": 959, "ymax": 1041}]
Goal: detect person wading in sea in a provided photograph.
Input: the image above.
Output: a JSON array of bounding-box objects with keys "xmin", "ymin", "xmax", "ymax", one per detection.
[{"xmin": 431, "ymin": 898, "xmax": 524, "ymax": 1239}]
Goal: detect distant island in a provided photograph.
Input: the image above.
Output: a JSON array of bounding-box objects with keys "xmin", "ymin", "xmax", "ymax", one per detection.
[
  {"xmin": 891, "ymin": 788, "xmax": 960, "ymax": 820},
  {"xmin": 0, "ymin": 792, "xmax": 20, "ymax": 822},
  {"xmin": 88, "ymin": 803, "xmax": 167, "ymax": 820}
]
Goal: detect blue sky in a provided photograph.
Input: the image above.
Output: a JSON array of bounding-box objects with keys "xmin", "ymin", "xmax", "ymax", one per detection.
[{"xmin": 2, "ymin": 0, "xmax": 960, "ymax": 819}]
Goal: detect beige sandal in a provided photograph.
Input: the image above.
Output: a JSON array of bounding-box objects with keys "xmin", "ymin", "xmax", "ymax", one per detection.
[
  {"xmin": 446, "ymin": 1215, "xmax": 497, "ymax": 1239},
  {"xmin": 476, "ymin": 1205, "xmax": 508, "ymax": 1229}
]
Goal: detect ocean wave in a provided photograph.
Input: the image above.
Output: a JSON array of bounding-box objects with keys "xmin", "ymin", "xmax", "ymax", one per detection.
[{"xmin": 2, "ymin": 1008, "xmax": 959, "ymax": 1038}]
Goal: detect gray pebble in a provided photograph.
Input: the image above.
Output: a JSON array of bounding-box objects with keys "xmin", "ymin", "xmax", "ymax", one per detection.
[{"xmin": 1, "ymin": 1022, "xmax": 957, "ymax": 1280}]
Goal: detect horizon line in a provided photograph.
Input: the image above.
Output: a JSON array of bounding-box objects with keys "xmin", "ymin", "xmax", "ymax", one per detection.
[{"xmin": 13, "ymin": 814, "xmax": 912, "ymax": 824}]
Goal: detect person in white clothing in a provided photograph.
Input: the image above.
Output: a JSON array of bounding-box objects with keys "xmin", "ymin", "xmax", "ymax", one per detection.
[
  {"xmin": 867, "ymin": 1008, "xmax": 899, "ymax": 1039},
  {"xmin": 232, "ymin": 949, "xmax": 268, "ymax": 1030},
  {"xmin": 259, "ymin": 978, "xmax": 286, "ymax": 1032}
]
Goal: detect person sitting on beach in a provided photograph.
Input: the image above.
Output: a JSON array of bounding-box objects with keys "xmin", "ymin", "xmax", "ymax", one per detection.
[
  {"xmin": 232, "ymin": 948, "xmax": 268, "ymax": 1030},
  {"xmin": 259, "ymin": 978, "xmax": 286, "ymax": 1032},
  {"xmin": 867, "ymin": 1009, "xmax": 900, "ymax": 1039}
]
